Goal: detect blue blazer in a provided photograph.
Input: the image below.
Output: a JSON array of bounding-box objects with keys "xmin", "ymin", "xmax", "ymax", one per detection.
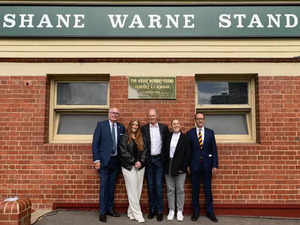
[
  {"xmin": 92, "ymin": 120, "xmax": 125, "ymax": 167},
  {"xmin": 187, "ymin": 127, "xmax": 218, "ymax": 172}
]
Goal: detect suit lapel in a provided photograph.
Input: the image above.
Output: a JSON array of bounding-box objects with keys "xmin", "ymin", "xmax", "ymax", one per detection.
[
  {"xmin": 158, "ymin": 123, "xmax": 165, "ymax": 143},
  {"xmin": 173, "ymin": 132, "xmax": 183, "ymax": 157},
  {"xmin": 203, "ymin": 127, "xmax": 209, "ymax": 149},
  {"xmin": 146, "ymin": 124, "xmax": 151, "ymax": 139},
  {"xmin": 106, "ymin": 120, "xmax": 113, "ymax": 140},
  {"xmin": 193, "ymin": 127, "xmax": 198, "ymax": 139},
  {"xmin": 116, "ymin": 122, "xmax": 121, "ymax": 144},
  {"xmin": 166, "ymin": 133, "xmax": 172, "ymax": 156},
  {"xmin": 193, "ymin": 128, "xmax": 199, "ymax": 146}
]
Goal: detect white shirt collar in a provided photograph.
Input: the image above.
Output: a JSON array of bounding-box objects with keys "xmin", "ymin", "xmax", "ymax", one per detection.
[
  {"xmin": 109, "ymin": 120, "xmax": 117, "ymax": 127},
  {"xmin": 150, "ymin": 123, "xmax": 159, "ymax": 128},
  {"xmin": 197, "ymin": 126, "xmax": 204, "ymax": 133}
]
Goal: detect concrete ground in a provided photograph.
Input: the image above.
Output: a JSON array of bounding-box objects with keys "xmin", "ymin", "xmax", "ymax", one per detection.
[{"xmin": 32, "ymin": 210, "xmax": 300, "ymax": 225}]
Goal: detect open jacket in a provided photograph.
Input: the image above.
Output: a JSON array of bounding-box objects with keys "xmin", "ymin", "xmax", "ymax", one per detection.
[
  {"xmin": 141, "ymin": 123, "xmax": 169, "ymax": 165},
  {"xmin": 162, "ymin": 132, "xmax": 191, "ymax": 176},
  {"xmin": 119, "ymin": 134, "xmax": 148, "ymax": 170},
  {"xmin": 92, "ymin": 120, "xmax": 125, "ymax": 167}
]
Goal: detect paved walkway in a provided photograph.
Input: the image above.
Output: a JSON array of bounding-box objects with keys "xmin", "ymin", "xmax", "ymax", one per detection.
[{"xmin": 32, "ymin": 210, "xmax": 300, "ymax": 225}]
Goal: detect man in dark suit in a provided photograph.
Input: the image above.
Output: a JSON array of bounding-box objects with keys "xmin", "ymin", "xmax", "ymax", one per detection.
[
  {"xmin": 141, "ymin": 108, "xmax": 169, "ymax": 221},
  {"xmin": 92, "ymin": 107, "xmax": 125, "ymax": 223},
  {"xmin": 187, "ymin": 112, "xmax": 219, "ymax": 223}
]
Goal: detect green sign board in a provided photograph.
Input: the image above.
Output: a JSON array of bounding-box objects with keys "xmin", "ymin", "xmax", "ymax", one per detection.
[
  {"xmin": 1, "ymin": 5, "xmax": 300, "ymax": 37},
  {"xmin": 128, "ymin": 77, "xmax": 176, "ymax": 99}
]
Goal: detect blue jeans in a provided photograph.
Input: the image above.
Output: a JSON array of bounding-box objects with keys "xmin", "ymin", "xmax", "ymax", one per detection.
[{"xmin": 146, "ymin": 156, "xmax": 164, "ymax": 214}]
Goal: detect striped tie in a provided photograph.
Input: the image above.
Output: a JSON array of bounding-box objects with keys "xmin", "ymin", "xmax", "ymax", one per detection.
[{"xmin": 198, "ymin": 130, "xmax": 203, "ymax": 149}]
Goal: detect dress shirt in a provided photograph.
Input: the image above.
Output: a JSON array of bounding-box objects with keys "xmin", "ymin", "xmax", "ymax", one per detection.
[
  {"xmin": 170, "ymin": 132, "xmax": 181, "ymax": 159},
  {"xmin": 110, "ymin": 120, "xmax": 118, "ymax": 156},
  {"xmin": 150, "ymin": 123, "xmax": 162, "ymax": 155},
  {"xmin": 196, "ymin": 126, "xmax": 205, "ymax": 143}
]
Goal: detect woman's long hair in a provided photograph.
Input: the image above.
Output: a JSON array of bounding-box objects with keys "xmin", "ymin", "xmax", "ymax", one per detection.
[{"xmin": 127, "ymin": 119, "xmax": 144, "ymax": 151}]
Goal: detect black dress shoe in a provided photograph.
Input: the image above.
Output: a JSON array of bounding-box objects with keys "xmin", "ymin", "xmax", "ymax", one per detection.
[
  {"xmin": 99, "ymin": 215, "xmax": 107, "ymax": 223},
  {"xmin": 191, "ymin": 213, "xmax": 199, "ymax": 221},
  {"xmin": 157, "ymin": 213, "xmax": 163, "ymax": 221},
  {"xmin": 107, "ymin": 210, "xmax": 120, "ymax": 217},
  {"xmin": 206, "ymin": 213, "xmax": 218, "ymax": 223},
  {"xmin": 148, "ymin": 211, "xmax": 156, "ymax": 219}
]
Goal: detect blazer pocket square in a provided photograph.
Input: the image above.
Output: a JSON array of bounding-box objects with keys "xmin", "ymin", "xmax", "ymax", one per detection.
[{"xmin": 209, "ymin": 154, "xmax": 212, "ymax": 157}]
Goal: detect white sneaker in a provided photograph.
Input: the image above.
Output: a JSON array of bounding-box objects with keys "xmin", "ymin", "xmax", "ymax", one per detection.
[
  {"xmin": 167, "ymin": 210, "xmax": 175, "ymax": 221},
  {"xmin": 137, "ymin": 217, "xmax": 145, "ymax": 223},
  {"xmin": 128, "ymin": 214, "xmax": 134, "ymax": 220},
  {"xmin": 177, "ymin": 211, "xmax": 184, "ymax": 221}
]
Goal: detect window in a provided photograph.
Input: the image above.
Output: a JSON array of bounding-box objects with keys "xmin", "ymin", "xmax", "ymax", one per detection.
[
  {"xmin": 49, "ymin": 75, "xmax": 109, "ymax": 143},
  {"xmin": 195, "ymin": 74, "xmax": 256, "ymax": 143}
]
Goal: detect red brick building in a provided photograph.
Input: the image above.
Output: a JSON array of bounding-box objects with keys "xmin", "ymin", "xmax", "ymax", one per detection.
[{"xmin": 1, "ymin": 1, "xmax": 300, "ymax": 218}]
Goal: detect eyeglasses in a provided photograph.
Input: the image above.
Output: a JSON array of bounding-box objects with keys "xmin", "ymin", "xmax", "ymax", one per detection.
[{"xmin": 110, "ymin": 111, "xmax": 120, "ymax": 115}]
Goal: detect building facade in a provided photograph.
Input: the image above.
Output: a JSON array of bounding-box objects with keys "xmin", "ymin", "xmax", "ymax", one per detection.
[{"xmin": 1, "ymin": 0, "xmax": 300, "ymax": 217}]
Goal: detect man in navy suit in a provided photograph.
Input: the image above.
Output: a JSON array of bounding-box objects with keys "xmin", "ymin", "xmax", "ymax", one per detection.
[
  {"xmin": 187, "ymin": 112, "xmax": 219, "ymax": 223},
  {"xmin": 92, "ymin": 107, "xmax": 125, "ymax": 223},
  {"xmin": 141, "ymin": 109, "xmax": 169, "ymax": 221}
]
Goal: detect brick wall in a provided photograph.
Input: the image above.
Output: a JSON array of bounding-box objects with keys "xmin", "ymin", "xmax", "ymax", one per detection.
[
  {"xmin": 1, "ymin": 75, "xmax": 300, "ymax": 212},
  {"xmin": 0, "ymin": 199, "xmax": 31, "ymax": 225}
]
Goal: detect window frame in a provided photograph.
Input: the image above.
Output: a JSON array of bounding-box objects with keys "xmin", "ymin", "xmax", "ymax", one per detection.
[
  {"xmin": 195, "ymin": 74, "xmax": 257, "ymax": 143},
  {"xmin": 48, "ymin": 74, "xmax": 109, "ymax": 143}
]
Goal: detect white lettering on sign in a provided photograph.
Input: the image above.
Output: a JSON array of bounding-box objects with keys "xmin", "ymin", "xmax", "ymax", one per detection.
[
  {"xmin": 165, "ymin": 14, "xmax": 179, "ymax": 28},
  {"xmin": 73, "ymin": 14, "xmax": 85, "ymax": 28},
  {"xmin": 219, "ymin": 13, "xmax": 299, "ymax": 29},
  {"xmin": 108, "ymin": 14, "xmax": 128, "ymax": 28},
  {"xmin": 107, "ymin": 14, "xmax": 195, "ymax": 29},
  {"xmin": 56, "ymin": 14, "xmax": 71, "ymax": 28},
  {"xmin": 286, "ymin": 14, "xmax": 298, "ymax": 28},
  {"xmin": 37, "ymin": 14, "xmax": 54, "ymax": 28},
  {"xmin": 19, "ymin": 14, "xmax": 34, "ymax": 28},
  {"xmin": 2, "ymin": 9, "xmax": 300, "ymax": 37},
  {"xmin": 267, "ymin": 14, "xmax": 281, "ymax": 28},
  {"xmin": 129, "ymin": 14, "xmax": 146, "ymax": 28},
  {"xmin": 1, "ymin": 14, "xmax": 85, "ymax": 28},
  {"xmin": 3, "ymin": 14, "xmax": 16, "ymax": 28},
  {"xmin": 183, "ymin": 15, "xmax": 195, "ymax": 28}
]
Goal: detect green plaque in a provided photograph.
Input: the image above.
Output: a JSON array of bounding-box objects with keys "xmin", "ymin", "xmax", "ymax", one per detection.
[{"xmin": 128, "ymin": 77, "xmax": 176, "ymax": 99}]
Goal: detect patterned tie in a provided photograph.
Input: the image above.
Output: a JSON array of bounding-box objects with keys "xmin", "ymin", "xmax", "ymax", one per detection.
[
  {"xmin": 111, "ymin": 123, "xmax": 117, "ymax": 155},
  {"xmin": 198, "ymin": 130, "xmax": 203, "ymax": 149}
]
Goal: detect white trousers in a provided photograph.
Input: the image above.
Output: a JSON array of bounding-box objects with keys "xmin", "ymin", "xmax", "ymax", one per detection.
[{"xmin": 122, "ymin": 167, "xmax": 145, "ymax": 221}]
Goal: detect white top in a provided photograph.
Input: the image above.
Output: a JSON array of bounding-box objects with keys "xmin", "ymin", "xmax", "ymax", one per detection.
[
  {"xmin": 150, "ymin": 123, "xmax": 162, "ymax": 155},
  {"xmin": 170, "ymin": 132, "xmax": 181, "ymax": 158}
]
